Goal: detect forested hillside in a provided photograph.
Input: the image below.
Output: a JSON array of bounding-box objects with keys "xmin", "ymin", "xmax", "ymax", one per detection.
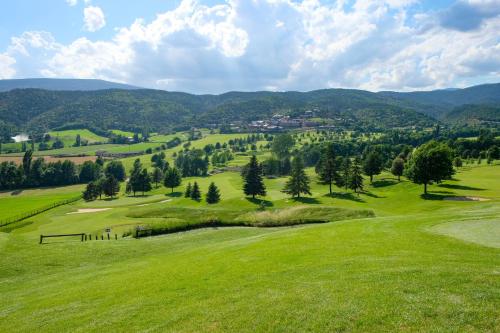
[
  {"xmin": 0, "ymin": 88, "xmax": 434, "ymax": 137},
  {"xmin": 379, "ymin": 83, "xmax": 500, "ymax": 118},
  {"xmin": 443, "ymin": 104, "xmax": 500, "ymax": 125},
  {"xmin": 1, "ymin": 82, "xmax": 499, "ymax": 139}
]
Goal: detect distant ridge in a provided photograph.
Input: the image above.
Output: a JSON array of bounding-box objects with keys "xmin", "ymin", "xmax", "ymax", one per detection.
[{"xmin": 0, "ymin": 78, "xmax": 141, "ymax": 92}]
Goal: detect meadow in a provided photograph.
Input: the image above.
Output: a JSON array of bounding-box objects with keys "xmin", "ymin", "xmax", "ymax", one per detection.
[{"xmin": 0, "ymin": 160, "xmax": 498, "ymax": 332}]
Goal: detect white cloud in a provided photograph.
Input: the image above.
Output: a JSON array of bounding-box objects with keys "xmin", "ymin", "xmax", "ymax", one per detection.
[
  {"xmin": 66, "ymin": 0, "xmax": 91, "ymax": 6},
  {"xmin": 0, "ymin": 53, "xmax": 16, "ymax": 79},
  {"xmin": 83, "ymin": 6, "xmax": 106, "ymax": 32},
  {"xmin": 2, "ymin": 0, "xmax": 500, "ymax": 92}
]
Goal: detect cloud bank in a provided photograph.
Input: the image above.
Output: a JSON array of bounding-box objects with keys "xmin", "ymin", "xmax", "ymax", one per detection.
[{"xmin": 1, "ymin": 0, "xmax": 499, "ymax": 93}]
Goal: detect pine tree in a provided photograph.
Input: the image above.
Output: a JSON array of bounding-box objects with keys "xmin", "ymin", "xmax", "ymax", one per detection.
[
  {"xmin": 191, "ymin": 182, "xmax": 201, "ymax": 201},
  {"xmin": 152, "ymin": 167, "xmax": 164, "ymax": 188},
  {"xmin": 282, "ymin": 156, "xmax": 311, "ymax": 198},
  {"xmin": 138, "ymin": 169, "xmax": 152, "ymax": 195},
  {"xmin": 129, "ymin": 159, "xmax": 143, "ymax": 196},
  {"xmin": 164, "ymin": 167, "xmax": 182, "ymax": 193},
  {"xmin": 206, "ymin": 182, "xmax": 221, "ymax": 204},
  {"xmin": 316, "ymin": 143, "xmax": 339, "ymax": 195},
  {"xmin": 184, "ymin": 182, "xmax": 192, "ymax": 198},
  {"xmin": 243, "ymin": 155, "xmax": 266, "ymax": 199},
  {"xmin": 340, "ymin": 157, "xmax": 351, "ymax": 190},
  {"xmin": 349, "ymin": 159, "xmax": 364, "ymax": 195}
]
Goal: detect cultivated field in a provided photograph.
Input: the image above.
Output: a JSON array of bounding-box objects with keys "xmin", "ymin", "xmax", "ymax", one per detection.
[{"xmin": 0, "ymin": 155, "xmax": 97, "ymax": 165}]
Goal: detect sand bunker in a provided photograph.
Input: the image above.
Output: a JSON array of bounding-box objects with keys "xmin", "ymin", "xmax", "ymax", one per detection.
[
  {"xmin": 67, "ymin": 208, "xmax": 112, "ymax": 215},
  {"xmin": 137, "ymin": 204, "xmax": 150, "ymax": 207},
  {"xmin": 160, "ymin": 199, "xmax": 172, "ymax": 203},
  {"xmin": 444, "ymin": 196, "xmax": 490, "ymax": 202}
]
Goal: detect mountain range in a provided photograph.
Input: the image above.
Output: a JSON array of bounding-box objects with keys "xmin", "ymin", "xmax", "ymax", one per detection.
[
  {"xmin": 0, "ymin": 78, "xmax": 139, "ymax": 92},
  {"xmin": 0, "ymin": 79, "xmax": 498, "ymax": 137}
]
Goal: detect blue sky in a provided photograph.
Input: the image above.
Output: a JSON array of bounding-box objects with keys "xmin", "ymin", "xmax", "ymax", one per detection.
[{"xmin": 0, "ymin": 0, "xmax": 498, "ymax": 93}]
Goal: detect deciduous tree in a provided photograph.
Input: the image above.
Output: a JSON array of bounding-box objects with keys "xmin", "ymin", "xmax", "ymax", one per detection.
[
  {"xmin": 363, "ymin": 151, "xmax": 384, "ymax": 183},
  {"xmin": 391, "ymin": 157, "xmax": 405, "ymax": 181},
  {"xmin": 405, "ymin": 141, "xmax": 454, "ymax": 195}
]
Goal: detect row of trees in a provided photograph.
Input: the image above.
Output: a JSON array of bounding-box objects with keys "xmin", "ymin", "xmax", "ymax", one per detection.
[
  {"xmin": 241, "ymin": 139, "xmax": 457, "ymax": 198},
  {"xmin": 242, "ymin": 153, "xmax": 366, "ymax": 199},
  {"xmin": 0, "ymin": 151, "xmax": 110, "ymax": 190}
]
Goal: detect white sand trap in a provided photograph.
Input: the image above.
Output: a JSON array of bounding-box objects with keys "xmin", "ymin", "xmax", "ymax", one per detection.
[
  {"xmin": 137, "ymin": 204, "xmax": 150, "ymax": 207},
  {"xmin": 160, "ymin": 199, "xmax": 172, "ymax": 203},
  {"xmin": 67, "ymin": 208, "xmax": 112, "ymax": 215},
  {"xmin": 444, "ymin": 196, "xmax": 490, "ymax": 202}
]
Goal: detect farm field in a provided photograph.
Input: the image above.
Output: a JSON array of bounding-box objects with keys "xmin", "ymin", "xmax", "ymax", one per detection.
[
  {"xmin": 48, "ymin": 129, "xmax": 108, "ymax": 145},
  {"xmin": 0, "ymin": 155, "xmax": 97, "ymax": 165},
  {"xmin": 0, "ymin": 163, "xmax": 498, "ymax": 332},
  {"xmin": 0, "ymin": 129, "xmax": 109, "ymax": 154}
]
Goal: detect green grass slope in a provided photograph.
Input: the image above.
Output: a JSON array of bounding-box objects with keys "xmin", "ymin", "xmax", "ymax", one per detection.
[{"xmin": 0, "ymin": 164, "xmax": 499, "ymax": 332}]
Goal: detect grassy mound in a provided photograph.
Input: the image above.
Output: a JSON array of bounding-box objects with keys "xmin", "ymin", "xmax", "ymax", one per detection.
[{"xmin": 126, "ymin": 206, "xmax": 374, "ymax": 237}]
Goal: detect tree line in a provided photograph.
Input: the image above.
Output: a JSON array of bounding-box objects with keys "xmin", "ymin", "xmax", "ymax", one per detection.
[{"xmin": 241, "ymin": 138, "xmax": 462, "ymax": 198}]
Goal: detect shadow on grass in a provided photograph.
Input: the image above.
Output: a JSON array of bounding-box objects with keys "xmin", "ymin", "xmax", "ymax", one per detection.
[
  {"xmin": 420, "ymin": 193, "xmax": 457, "ymax": 200},
  {"xmin": 125, "ymin": 194, "xmax": 153, "ymax": 199},
  {"xmin": 328, "ymin": 192, "xmax": 365, "ymax": 203},
  {"xmin": 246, "ymin": 197, "xmax": 274, "ymax": 207},
  {"xmin": 166, "ymin": 192, "xmax": 183, "ymax": 198},
  {"xmin": 292, "ymin": 197, "xmax": 321, "ymax": 204},
  {"xmin": 363, "ymin": 191, "xmax": 385, "ymax": 199},
  {"xmin": 438, "ymin": 184, "xmax": 485, "ymax": 191},
  {"xmin": 430, "ymin": 190, "xmax": 453, "ymax": 194},
  {"xmin": 371, "ymin": 179, "xmax": 398, "ymax": 188}
]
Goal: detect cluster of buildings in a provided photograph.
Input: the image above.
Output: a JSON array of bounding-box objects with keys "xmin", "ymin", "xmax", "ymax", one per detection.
[{"xmin": 248, "ymin": 110, "xmax": 321, "ymax": 132}]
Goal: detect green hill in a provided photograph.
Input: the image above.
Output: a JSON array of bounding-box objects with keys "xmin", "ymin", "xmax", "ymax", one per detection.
[
  {"xmin": 1, "ymin": 83, "xmax": 499, "ymax": 139},
  {"xmin": 443, "ymin": 104, "xmax": 500, "ymax": 125},
  {"xmin": 0, "ymin": 88, "xmax": 434, "ymax": 137},
  {"xmin": 0, "ymin": 164, "xmax": 498, "ymax": 331},
  {"xmin": 379, "ymin": 83, "xmax": 500, "ymax": 118}
]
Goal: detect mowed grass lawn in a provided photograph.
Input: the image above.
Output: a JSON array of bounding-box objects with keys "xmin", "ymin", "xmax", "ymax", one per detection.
[
  {"xmin": 0, "ymin": 185, "xmax": 84, "ymax": 221},
  {"xmin": 0, "ymin": 164, "xmax": 499, "ymax": 332}
]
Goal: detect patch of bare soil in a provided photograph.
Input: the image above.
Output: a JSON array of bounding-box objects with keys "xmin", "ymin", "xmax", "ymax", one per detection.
[{"xmin": 0, "ymin": 155, "xmax": 96, "ymax": 165}]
